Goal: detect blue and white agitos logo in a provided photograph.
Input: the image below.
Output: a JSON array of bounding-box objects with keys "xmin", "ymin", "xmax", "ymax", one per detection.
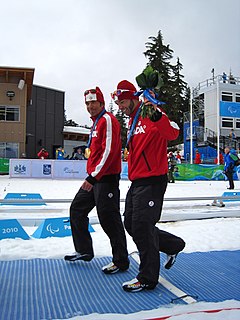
[
  {"xmin": 46, "ymin": 223, "xmax": 60, "ymax": 234},
  {"xmin": 220, "ymin": 101, "xmax": 240, "ymax": 117}
]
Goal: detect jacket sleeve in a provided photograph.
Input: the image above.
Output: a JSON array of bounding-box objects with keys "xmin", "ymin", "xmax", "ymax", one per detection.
[
  {"xmin": 86, "ymin": 113, "xmax": 117, "ymax": 184},
  {"xmin": 151, "ymin": 108, "xmax": 179, "ymax": 141},
  {"xmin": 225, "ymin": 154, "xmax": 235, "ymax": 171}
]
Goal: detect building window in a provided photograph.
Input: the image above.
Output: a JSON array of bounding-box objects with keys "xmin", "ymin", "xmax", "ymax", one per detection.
[
  {"xmin": 236, "ymin": 93, "xmax": 240, "ymax": 103},
  {"xmin": 221, "ymin": 117, "xmax": 233, "ymax": 128},
  {"xmin": 0, "ymin": 142, "xmax": 19, "ymax": 158},
  {"xmin": 235, "ymin": 119, "xmax": 240, "ymax": 129},
  {"xmin": 0, "ymin": 106, "xmax": 20, "ymax": 121},
  {"xmin": 221, "ymin": 92, "xmax": 233, "ymax": 102}
]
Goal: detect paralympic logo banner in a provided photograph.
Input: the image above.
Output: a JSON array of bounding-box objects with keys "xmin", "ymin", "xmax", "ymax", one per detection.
[
  {"xmin": 31, "ymin": 217, "xmax": 94, "ymax": 238},
  {"xmin": 220, "ymin": 101, "xmax": 240, "ymax": 117}
]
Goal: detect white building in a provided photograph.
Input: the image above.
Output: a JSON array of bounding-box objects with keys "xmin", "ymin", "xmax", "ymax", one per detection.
[
  {"xmin": 63, "ymin": 126, "xmax": 90, "ymax": 157},
  {"xmin": 184, "ymin": 73, "xmax": 240, "ymax": 162}
]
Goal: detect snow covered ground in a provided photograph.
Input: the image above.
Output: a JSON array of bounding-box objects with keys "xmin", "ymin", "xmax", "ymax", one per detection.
[{"xmin": 0, "ymin": 175, "xmax": 240, "ymax": 319}]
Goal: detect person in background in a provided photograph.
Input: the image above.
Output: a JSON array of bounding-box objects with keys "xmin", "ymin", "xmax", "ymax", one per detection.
[
  {"xmin": 71, "ymin": 147, "xmax": 86, "ymax": 160},
  {"xmin": 112, "ymin": 80, "xmax": 185, "ymax": 292},
  {"xmin": 222, "ymin": 72, "xmax": 227, "ymax": 83},
  {"xmin": 37, "ymin": 148, "xmax": 49, "ymax": 159},
  {"xmin": 194, "ymin": 149, "xmax": 201, "ymax": 164},
  {"xmin": 55, "ymin": 147, "xmax": 65, "ymax": 160},
  {"xmin": 229, "ymin": 129, "xmax": 236, "ymax": 140},
  {"xmin": 168, "ymin": 152, "xmax": 177, "ymax": 183},
  {"xmin": 223, "ymin": 147, "xmax": 235, "ymax": 190},
  {"xmin": 64, "ymin": 86, "xmax": 129, "ymax": 275},
  {"xmin": 175, "ymin": 150, "xmax": 182, "ymax": 164},
  {"xmin": 229, "ymin": 72, "xmax": 236, "ymax": 85},
  {"xmin": 214, "ymin": 153, "xmax": 224, "ymax": 165}
]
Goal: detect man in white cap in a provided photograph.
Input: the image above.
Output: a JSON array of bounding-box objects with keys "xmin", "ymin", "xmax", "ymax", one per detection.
[{"xmin": 65, "ymin": 87, "xmax": 129, "ymax": 275}]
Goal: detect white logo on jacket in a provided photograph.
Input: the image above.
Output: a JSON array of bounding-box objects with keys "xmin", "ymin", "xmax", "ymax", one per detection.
[
  {"xmin": 92, "ymin": 130, "xmax": 98, "ymax": 137},
  {"xmin": 133, "ymin": 121, "xmax": 146, "ymax": 136}
]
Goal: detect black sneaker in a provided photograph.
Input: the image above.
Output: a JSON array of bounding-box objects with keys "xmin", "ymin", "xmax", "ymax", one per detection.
[
  {"xmin": 102, "ymin": 262, "xmax": 129, "ymax": 274},
  {"xmin": 122, "ymin": 278, "xmax": 156, "ymax": 292},
  {"xmin": 64, "ymin": 252, "xmax": 93, "ymax": 262},
  {"xmin": 164, "ymin": 254, "xmax": 177, "ymax": 269}
]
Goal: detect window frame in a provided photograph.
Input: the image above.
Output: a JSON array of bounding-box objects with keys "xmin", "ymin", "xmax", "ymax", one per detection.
[
  {"xmin": 0, "ymin": 105, "xmax": 20, "ymax": 122},
  {"xmin": 235, "ymin": 118, "xmax": 240, "ymax": 129},
  {"xmin": 0, "ymin": 142, "xmax": 19, "ymax": 158},
  {"xmin": 221, "ymin": 117, "xmax": 234, "ymax": 128},
  {"xmin": 221, "ymin": 91, "xmax": 233, "ymax": 102}
]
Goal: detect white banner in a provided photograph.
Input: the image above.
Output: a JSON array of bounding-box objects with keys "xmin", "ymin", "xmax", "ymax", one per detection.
[
  {"xmin": 10, "ymin": 159, "xmax": 31, "ymax": 177},
  {"xmin": 54, "ymin": 160, "xmax": 76, "ymax": 178},
  {"xmin": 9, "ymin": 159, "xmax": 122, "ymax": 179},
  {"xmin": 72, "ymin": 160, "xmax": 87, "ymax": 178},
  {"xmin": 31, "ymin": 160, "xmax": 53, "ymax": 178}
]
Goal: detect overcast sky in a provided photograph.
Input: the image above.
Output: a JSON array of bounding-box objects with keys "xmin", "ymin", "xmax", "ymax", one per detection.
[{"xmin": 1, "ymin": 0, "xmax": 240, "ymax": 126}]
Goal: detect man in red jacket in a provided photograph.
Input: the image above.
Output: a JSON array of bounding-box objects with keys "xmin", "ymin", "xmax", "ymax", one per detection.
[
  {"xmin": 112, "ymin": 80, "xmax": 185, "ymax": 292},
  {"xmin": 37, "ymin": 148, "xmax": 49, "ymax": 159},
  {"xmin": 65, "ymin": 87, "xmax": 129, "ymax": 274}
]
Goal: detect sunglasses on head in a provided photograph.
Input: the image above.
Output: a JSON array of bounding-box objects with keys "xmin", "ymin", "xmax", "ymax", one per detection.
[
  {"xmin": 84, "ymin": 89, "xmax": 97, "ymax": 96},
  {"xmin": 111, "ymin": 89, "xmax": 134, "ymax": 102}
]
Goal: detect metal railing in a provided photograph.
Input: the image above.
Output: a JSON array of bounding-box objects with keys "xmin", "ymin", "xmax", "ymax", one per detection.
[
  {"xmin": 1, "ymin": 195, "xmax": 240, "ymax": 204},
  {"xmin": 193, "ymin": 74, "xmax": 240, "ymax": 94}
]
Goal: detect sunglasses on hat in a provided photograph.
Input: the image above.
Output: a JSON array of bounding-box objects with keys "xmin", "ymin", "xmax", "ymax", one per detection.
[
  {"xmin": 84, "ymin": 89, "xmax": 97, "ymax": 96},
  {"xmin": 111, "ymin": 89, "xmax": 134, "ymax": 102}
]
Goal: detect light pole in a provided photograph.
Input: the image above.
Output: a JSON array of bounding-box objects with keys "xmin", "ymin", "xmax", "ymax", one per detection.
[{"xmin": 190, "ymin": 87, "xmax": 193, "ymax": 164}]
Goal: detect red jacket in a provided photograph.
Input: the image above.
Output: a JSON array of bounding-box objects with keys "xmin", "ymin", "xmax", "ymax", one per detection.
[
  {"xmin": 128, "ymin": 103, "xmax": 179, "ymax": 181},
  {"xmin": 37, "ymin": 150, "xmax": 49, "ymax": 159},
  {"xmin": 194, "ymin": 153, "xmax": 201, "ymax": 164},
  {"xmin": 86, "ymin": 111, "xmax": 121, "ymax": 184}
]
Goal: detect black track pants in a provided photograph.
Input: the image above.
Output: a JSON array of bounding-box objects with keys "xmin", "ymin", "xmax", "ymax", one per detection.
[
  {"xmin": 225, "ymin": 170, "xmax": 234, "ymax": 189},
  {"xmin": 70, "ymin": 181, "xmax": 129, "ymax": 269},
  {"xmin": 124, "ymin": 175, "xmax": 185, "ymax": 285}
]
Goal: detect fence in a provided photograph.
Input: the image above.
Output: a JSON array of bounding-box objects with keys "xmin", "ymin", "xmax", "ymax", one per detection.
[
  {"xmin": 1, "ymin": 192, "xmax": 240, "ymax": 240},
  {"xmin": 5, "ymin": 159, "xmax": 240, "ymax": 181}
]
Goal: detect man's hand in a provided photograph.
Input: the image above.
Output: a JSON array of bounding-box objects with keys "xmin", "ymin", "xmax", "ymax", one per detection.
[
  {"xmin": 81, "ymin": 180, "xmax": 93, "ymax": 192},
  {"xmin": 143, "ymin": 89, "xmax": 157, "ymax": 110}
]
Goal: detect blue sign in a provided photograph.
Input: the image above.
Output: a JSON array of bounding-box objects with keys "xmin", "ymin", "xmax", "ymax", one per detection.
[
  {"xmin": 222, "ymin": 191, "xmax": 240, "ymax": 202},
  {"xmin": 0, "ymin": 219, "xmax": 30, "ymax": 240},
  {"xmin": 1, "ymin": 193, "xmax": 45, "ymax": 206},
  {"xmin": 31, "ymin": 217, "xmax": 95, "ymax": 239},
  {"xmin": 121, "ymin": 162, "xmax": 128, "ymax": 180},
  {"xmin": 220, "ymin": 101, "xmax": 240, "ymax": 117},
  {"xmin": 43, "ymin": 164, "xmax": 52, "ymax": 175}
]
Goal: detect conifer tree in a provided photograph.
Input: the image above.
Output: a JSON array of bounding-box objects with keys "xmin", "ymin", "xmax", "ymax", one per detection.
[
  {"xmin": 143, "ymin": 30, "xmax": 190, "ymax": 144},
  {"xmin": 115, "ymin": 109, "xmax": 128, "ymax": 148}
]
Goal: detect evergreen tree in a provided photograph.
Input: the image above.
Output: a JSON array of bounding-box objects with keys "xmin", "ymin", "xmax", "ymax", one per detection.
[
  {"xmin": 64, "ymin": 119, "xmax": 79, "ymax": 127},
  {"xmin": 169, "ymin": 57, "xmax": 190, "ymax": 142},
  {"xmin": 108, "ymin": 100, "xmax": 115, "ymax": 114},
  {"xmin": 115, "ymin": 109, "xmax": 128, "ymax": 148},
  {"xmin": 144, "ymin": 30, "xmax": 173, "ymax": 96},
  {"xmin": 64, "ymin": 109, "xmax": 79, "ymax": 127},
  {"xmin": 143, "ymin": 30, "xmax": 190, "ymax": 144}
]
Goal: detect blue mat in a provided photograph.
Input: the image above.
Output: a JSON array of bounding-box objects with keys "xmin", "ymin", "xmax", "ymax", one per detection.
[
  {"xmin": 0, "ymin": 251, "xmax": 239, "ymax": 320},
  {"xmin": 161, "ymin": 250, "xmax": 240, "ymax": 303},
  {"xmin": 0, "ymin": 256, "xmax": 182, "ymax": 320}
]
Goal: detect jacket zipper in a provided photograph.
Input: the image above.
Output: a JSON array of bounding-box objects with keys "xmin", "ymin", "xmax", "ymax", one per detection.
[{"xmin": 142, "ymin": 151, "xmax": 151, "ymax": 171}]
